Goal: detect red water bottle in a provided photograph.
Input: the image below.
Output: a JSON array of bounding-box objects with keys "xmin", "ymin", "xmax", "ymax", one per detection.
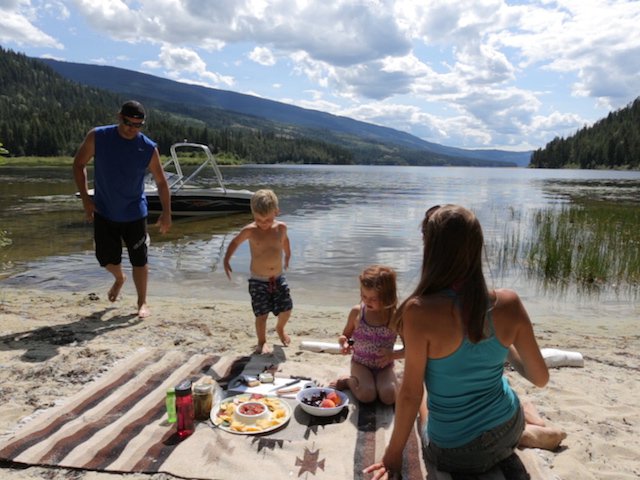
[{"xmin": 175, "ymin": 380, "xmax": 194, "ymax": 439}]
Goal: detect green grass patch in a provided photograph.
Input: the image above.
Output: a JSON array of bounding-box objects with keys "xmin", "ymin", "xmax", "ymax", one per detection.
[
  {"xmin": 0, "ymin": 156, "xmax": 73, "ymax": 167},
  {"xmin": 0, "ymin": 153, "xmax": 246, "ymax": 167},
  {"xmin": 494, "ymin": 203, "xmax": 640, "ymax": 294}
]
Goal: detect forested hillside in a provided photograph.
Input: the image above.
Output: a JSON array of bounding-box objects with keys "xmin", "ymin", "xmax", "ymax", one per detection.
[
  {"xmin": 530, "ymin": 98, "xmax": 640, "ymax": 169},
  {"xmin": 41, "ymin": 58, "xmax": 531, "ymax": 166},
  {"xmin": 1, "ymin": 46, "xmax": 514, "ymax": 166},
  {"xmin": 0, "ymin": 49, "xmax": 117, "ymax": 156},
  {"xmin": 0, "ymin": 47, "xmax": 354, "ymax": 163}
]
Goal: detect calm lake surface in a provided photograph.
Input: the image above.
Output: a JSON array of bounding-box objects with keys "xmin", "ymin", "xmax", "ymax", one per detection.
[{"xmin": 1, "ymin": 164, "xmax": 639, "ymax": 331}]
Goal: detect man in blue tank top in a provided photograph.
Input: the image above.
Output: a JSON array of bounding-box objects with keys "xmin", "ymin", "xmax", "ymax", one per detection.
[{"xmin": 73, "ymin": 100, "xmax": 171, "ymax": 318}]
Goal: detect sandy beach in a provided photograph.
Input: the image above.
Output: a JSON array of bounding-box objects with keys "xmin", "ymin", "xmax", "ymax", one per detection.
[{"xmin": 1, "ymin": 286, "xmax": 638, "ymax": 480}]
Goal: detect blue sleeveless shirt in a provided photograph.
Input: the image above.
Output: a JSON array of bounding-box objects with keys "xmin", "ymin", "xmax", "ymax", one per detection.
[
  {"xmin": 93, "ymin": 125, "xmax": 156, "ymax": 222},
  {"xmin": 424, "ymin": 298, "xmax": 519, "ymax": 448}
]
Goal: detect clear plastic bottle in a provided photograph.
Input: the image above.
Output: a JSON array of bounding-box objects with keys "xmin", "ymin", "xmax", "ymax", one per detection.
[
  {"xmin": 175, "ymin": 380, "xmax": 194, "ymax": 439},
  {"xmin": 165, "ymin": 387, "xmax": 177, "ymax": 423}
]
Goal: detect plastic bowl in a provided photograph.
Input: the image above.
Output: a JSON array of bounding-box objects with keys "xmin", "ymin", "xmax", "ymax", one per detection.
[
  {"xmin": 234, "ymin": 401, "xmax": 270, "ymax": 424},
  {"xmin": 296, "ymin": 387, "xmax": 349, "ymax": 417}
]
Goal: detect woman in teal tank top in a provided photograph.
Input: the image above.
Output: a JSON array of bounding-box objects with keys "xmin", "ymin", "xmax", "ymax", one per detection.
[{"xmin": 365, "ymin": 205, "xmax": 565, "ymax": 478}]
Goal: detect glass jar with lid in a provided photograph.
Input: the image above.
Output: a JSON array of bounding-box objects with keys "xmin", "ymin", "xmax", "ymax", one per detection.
[{"xmin": 193, "ymin": 383, "xmax": 213, "ymax": 421}]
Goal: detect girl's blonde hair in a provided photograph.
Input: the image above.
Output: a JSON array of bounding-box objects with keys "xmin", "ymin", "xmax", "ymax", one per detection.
[
  {"xmin": 396, "ymin": 205, "xmax": 490, "ymax": 343},
  {"xmin": 359, "ymin": 265, "xmax": 398, "ymax": 327}
]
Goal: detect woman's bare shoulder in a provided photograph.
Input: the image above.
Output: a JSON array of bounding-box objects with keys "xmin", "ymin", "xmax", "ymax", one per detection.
[
  {"xmin": 493, "ymin": 288, "xmax": 523, "ymax": 307},
  {"xmin": 493, "ymin": 288, "xmax": 530, "ymax": 325}
]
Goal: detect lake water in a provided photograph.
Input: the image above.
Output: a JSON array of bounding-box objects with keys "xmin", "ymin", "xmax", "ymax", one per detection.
[{"xmin": 1, "ymin": 164, "xmax": 639, "ymax": 331}]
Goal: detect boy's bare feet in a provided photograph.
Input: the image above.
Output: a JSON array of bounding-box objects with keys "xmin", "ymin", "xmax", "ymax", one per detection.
[
  {"xmin": 255, "ymin": 342, "xmax": 272, "ymax": 355},
  {"xmin": 108, "ymin": 275, "xmax": 126, "ymax": 302},
  {"xmin": 329, "ymin": 376, "xmax": 351, "ymax": 390},
  {"xmin": 519, "ymin": 425, "xmax": 567, "ymax": 450},
  {"xmin": 137, "ymin": 304, "xmax": 150, "ymax": 319},
  {"xmin": 277, "ymin": 330, "xmax": 291, "ymax": 347}
]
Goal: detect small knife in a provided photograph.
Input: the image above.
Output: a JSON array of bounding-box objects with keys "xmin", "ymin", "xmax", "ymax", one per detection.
[{"xmin": 269, "ymin": 378, "xmax": 301, "ymax": 392}]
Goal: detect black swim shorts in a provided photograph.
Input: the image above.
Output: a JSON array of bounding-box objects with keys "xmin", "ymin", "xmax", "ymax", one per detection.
[
  {"xmin": 248, "ymin": 275, "xmax": 293, "ymax": 317},
  {"xmin": 94, "ymin": 212, "xmax": 149, "ymax": 267}
]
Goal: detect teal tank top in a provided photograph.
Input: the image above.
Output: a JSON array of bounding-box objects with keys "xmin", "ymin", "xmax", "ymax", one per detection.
[{"xmin": 424, "ymin": 294, "xmax": 518, "ymax": 448}]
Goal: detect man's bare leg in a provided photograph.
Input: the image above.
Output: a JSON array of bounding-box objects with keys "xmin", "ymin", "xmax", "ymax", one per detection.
[
  {"xmin": 132, "ymin": 265, "xmax": 150, "ymax": 318},
  {"xmin": 275, "ymin": 310, "xmax": 292, "ymax": 346},
  {"xmin": 255, "ymin": 314, "xmax": 271, "ymax": 354},
  {"xmin": 105, "ymin": 264, "xmax": 126, "ymax": 302}
]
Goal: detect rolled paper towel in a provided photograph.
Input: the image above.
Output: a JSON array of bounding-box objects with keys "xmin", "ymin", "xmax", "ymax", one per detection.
[
  {"xmin": 299, "ymin": 341, "xmax": 343, "ymax": 354},
  {"xmin": 300, "ymin": 341, "xmax": 404, "ymax": 354},
  {"xmin": 541, "ymin": 348, "xmax": 584, "ymax": 368}
]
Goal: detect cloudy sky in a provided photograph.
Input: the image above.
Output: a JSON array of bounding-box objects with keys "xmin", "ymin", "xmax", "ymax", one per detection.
[{"xmin": 2, "ymin": 0, "xmax": 639, "ymax": 152}]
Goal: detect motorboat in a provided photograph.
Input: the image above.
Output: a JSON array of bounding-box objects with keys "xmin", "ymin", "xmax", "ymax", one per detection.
[
  {"xmin": 145, "ymin": 142, "xmax": 254, "ymax": 217},
  {"xmin": 78, "ymin": 142, "xmax": 254, "ymax": 218}
]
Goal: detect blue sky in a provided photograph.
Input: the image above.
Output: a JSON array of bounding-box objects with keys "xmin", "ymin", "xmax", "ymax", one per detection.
[{"xmin": 2, "ymin": 0, "xmax": 639, "ymax": 152}]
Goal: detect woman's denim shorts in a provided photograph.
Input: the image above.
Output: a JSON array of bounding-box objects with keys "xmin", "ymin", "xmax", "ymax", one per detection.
[{"xmin": 423, "ymin": 406, "xmax": 525, "ymax": 474}]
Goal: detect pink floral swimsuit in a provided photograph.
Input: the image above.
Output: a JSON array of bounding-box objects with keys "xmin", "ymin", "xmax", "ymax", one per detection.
[{"xmin": 351, "ymin": 304, "xmax": 398, "ymax": 371}]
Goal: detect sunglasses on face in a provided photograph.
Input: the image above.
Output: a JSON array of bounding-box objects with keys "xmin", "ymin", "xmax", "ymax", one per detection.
[{"xmin": 121, "ymin": 117, "xmax": 145, "ymax": 128}]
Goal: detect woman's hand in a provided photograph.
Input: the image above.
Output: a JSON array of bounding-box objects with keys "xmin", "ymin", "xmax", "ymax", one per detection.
[{"xmin": 363, "ymin": 462, "xmax": 401, "ymax": 479}]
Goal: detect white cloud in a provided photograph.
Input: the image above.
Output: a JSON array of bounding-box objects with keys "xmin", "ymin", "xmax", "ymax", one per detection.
[
  {"xmin": 142, "ymin": 45, "xmax": 234, "ymax": 87},
  {"xmin": 0, "ymin": 1, "xmax": 63, "ymax": 48},
  {"xmin": 498, "ymin": 1, "xmax": 640, "ymax": 108},
  {"xmin": 248, "ymin": 46, "xmax": 276, "ymax": 66},
  {"xmin": 2, "ymin": 0, "xmax": 639, "ymax": 150}
]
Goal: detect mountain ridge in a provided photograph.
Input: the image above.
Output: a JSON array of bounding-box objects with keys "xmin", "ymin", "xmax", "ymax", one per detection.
[{"xmin": 39, "ymin": 58, "xmax": 531, "ymax": 167}]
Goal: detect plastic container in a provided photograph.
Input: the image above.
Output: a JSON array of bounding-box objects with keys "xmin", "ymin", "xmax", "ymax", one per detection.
[
  {"xmin": 175, "ymin": 380, "xmax": 195, "ymax": 439},
  {"xmin": 193, "ymin": 383, "xmax": 213, "ymax": 421},
  {"xmin": 165, "ymin": 387, "xmax": 177, "ymax": 423}
]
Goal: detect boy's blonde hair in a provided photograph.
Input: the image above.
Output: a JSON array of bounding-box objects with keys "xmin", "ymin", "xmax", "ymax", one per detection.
[{"xmin": 251, "ymin": 189, "xmax": 279, "ymax": 215}]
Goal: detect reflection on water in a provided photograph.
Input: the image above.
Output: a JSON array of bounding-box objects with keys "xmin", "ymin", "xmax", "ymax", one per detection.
[{"xmin": 1, "ymin": 165, "xmax": 640, "ymax": 321}]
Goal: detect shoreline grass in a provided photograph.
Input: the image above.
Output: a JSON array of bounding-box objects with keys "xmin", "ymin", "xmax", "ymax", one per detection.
[
  {"xmin": 0, "ymin": 153, "xmax": 245, "ymax": 167},
  {"xmin": 490, "ymin": 203, "xmax": 640, "ymax": 296}
]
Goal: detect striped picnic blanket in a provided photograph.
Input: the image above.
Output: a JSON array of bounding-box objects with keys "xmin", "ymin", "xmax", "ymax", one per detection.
[{"xmin": 0, "ymin": 349, "xmax": 428, "ymax": 479}]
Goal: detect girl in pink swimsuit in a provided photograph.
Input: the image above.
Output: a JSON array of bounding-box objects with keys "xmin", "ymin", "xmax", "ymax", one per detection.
[{"xmin": 330, "ymin": 265, "xmax": 404, "ymax": 405}]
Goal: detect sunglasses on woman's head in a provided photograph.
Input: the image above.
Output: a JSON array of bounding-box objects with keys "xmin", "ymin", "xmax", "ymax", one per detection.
[{"xmin": 425, "ymin": 205, "xmax": 441, "ymax": 221}]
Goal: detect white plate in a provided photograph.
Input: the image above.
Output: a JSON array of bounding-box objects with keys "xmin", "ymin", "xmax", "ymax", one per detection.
[{"xmin": 211, "ymin": 394, "xmax": 292, "ymax": 435}]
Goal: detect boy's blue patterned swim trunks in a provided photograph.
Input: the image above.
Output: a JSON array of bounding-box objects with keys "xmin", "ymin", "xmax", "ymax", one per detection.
[{"xmin": 248, "ymin": 275, "xmax": 293, "ymax": 317}]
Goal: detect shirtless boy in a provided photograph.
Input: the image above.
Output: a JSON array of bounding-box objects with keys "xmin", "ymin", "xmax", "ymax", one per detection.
[{"xmin": 223, "ymin": 189, "xmax": 292, "ymax": 354}]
